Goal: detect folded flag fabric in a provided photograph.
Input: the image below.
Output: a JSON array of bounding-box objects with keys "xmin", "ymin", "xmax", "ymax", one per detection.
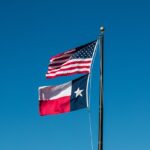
[
  {"xmin": 46, "ymin": 40, "xmax": 97, "ymax": 78},
  {"xmin": 39, "ymin": 75, "xmax": 89, "ymax": 116}
]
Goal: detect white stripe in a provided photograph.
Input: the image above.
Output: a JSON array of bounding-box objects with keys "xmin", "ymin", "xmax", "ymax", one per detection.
[
  {"xmin": 64, "ymin": 58, "xmax": 92, "ymax": 63},
  {"xmin": 46, "ymin": 68, "xmax": 90, "ymax": 77},
  {"xmin": 38, "ymin": 86, "xmax": 48, "ymax": 89},
  {"xmin": 48, "ymin": 63, "xmax": 91, "ymax": 72},
  {"xmin": 39, "ymin": 81, "xmax": 72, "ymax": 100}
]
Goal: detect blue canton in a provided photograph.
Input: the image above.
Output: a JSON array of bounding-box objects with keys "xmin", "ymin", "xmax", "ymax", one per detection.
[{"xmin": 71, "ymin": 41, "xmax": 96, "ymax": 59}]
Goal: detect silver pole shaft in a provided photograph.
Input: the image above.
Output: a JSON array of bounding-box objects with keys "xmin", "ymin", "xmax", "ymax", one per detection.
[{"xmin": 98, "ymin": 26, "xmax": 104, "ymax": 150}]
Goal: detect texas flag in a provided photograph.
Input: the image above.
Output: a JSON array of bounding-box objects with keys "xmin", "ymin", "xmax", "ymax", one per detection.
[{"xmin": 39, "ymin": 75, "xmax": 89, "ymax": 116}]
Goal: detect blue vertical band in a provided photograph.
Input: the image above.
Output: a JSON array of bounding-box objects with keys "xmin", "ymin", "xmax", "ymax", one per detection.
[{"xmin": 70, "ymin": 75, "xmax": 88, "ymax": 111}]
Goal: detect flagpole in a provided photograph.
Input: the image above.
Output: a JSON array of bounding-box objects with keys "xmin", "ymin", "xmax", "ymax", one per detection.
[{"xmin": 98, "ymin": 26, "xmax": 104, "ymax": 150}]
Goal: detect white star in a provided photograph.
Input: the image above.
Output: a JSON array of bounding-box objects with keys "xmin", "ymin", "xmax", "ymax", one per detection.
[{"xmin": 74, "ymin": 88, "xmax": 84, "ymax": 97}]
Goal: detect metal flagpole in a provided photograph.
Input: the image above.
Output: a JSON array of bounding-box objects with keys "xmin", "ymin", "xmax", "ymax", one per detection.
[{"xmin": 98, "ymin": 26, "xmax": 104, "ymax": 150}]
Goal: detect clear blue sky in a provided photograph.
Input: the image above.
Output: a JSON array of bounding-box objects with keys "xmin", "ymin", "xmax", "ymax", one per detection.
[{"xmin": 0, "ymin": 0, "xmax": 150, "ymax": 150}]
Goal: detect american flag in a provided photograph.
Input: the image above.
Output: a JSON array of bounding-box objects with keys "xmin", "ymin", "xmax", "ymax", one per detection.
[{"xmin": 46, "ymin": 40, "xmax": 97, "ymax": 78}]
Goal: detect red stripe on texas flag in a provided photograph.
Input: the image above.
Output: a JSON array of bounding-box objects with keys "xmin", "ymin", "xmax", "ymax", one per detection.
[{"xmin": 39, "ymin": 96, "xmax": 70, "ymax": 115}]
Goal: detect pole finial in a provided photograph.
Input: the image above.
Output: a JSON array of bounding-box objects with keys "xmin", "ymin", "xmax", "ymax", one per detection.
[{"xmin": 100, "ymin": 26, "xmax": 104, "ymax": 34}]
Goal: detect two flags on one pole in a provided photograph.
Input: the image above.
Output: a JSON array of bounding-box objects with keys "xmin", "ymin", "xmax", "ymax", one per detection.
[
  {"xmin": 39, "ymin": 40, "xmax": 97, "ymax": 116},
  {"xmin": 46, "ymin": 41, "xmax": 97, "ymax": 78},
  {"xmin": 39, "ymin": 75, "xmax": 89, "ymax": 115}
]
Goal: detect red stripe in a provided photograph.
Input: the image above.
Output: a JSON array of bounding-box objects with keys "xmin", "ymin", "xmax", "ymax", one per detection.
[
  {"xmin": 39, "ymin": 96, "xmax": 70, "ymax": 115},
  {"xmin": 50, "ymin": 49, "xmax": 76, "ymax": 61},
  {"xmin": 48, "ymin": 66, "xmax": 90, "ymax": 73},
  {"xmin": 51, "ymin": 56, "xmax": 71, "ymax": 62},
  {"xmin": 50, "ymin": 52, "xmax": 66, "ymax": 60},
  {"xmin": 46, "ymin": 71, "xmax": 89, "ymax": 79},
  {"xmin": 49, "ymin": 60, "xmax": 91, "ymax": 67},
  {"xmin": 64, "ymin": 49, "xmax": 76, "ymax": 54},
  {"xmin": 51, "ymin": 58, "xmax": 70, "ymax": 64}
]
